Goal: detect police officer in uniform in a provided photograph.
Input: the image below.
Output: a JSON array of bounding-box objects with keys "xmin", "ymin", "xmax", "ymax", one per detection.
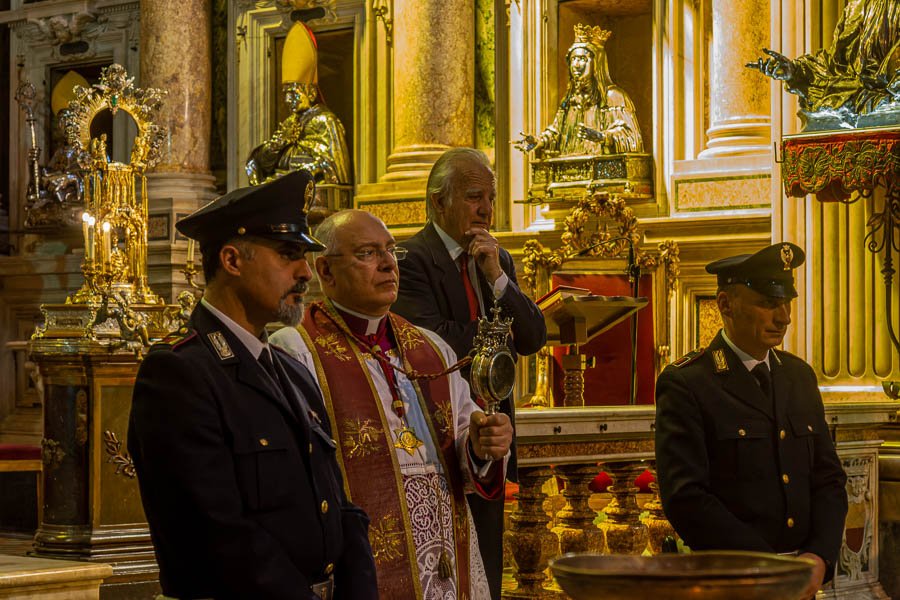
[
  {"xmin": 655, "ymin": 243, "xmax": 847, "ymax": 599},
  {"xmin": 128, "ymin": 171, "xmax": 377, "ymax": 600}
]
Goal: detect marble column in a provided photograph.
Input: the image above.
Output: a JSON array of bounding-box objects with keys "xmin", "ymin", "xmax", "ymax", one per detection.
[
  {"xmin": 698, "ymin": 0, "xmax": 770, "ymax": 158},
  {"xmin": 599, "ymin": 461, "xmax": 649, "ymax": 554},
  {"xmin": 139, "ymin": 0, "xmax": 217, "ymax": 301},
  {"xmin": 355, "ymin": 0, "xmax": 475, "ymax": 226},
  {"xmin": 383, "ymin": 0, "xmax": 474, "ymax": 181}
]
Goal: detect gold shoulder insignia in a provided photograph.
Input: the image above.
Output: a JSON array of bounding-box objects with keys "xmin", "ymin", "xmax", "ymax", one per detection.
[
  {"xmin": 207, "ymin": 331, "xmax": 234, "ymax": 360},
  {"xmin": 672, "ymin": 348, "xmax": 704, "ymax": 368},
  {"xmin": 712, "ymin": 348, "xmax": 728, "ymax": 373}
]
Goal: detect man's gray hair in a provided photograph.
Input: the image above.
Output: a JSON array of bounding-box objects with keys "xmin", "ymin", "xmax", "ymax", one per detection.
[{"xmin": 425, "ymin": 148, "xmax": 493, "ymax": 220}]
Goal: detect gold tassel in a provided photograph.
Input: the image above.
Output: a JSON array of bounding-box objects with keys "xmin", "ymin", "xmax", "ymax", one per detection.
[{"xmin": 437, "ymin": 550, "xmax": 453, "ymax": 580}]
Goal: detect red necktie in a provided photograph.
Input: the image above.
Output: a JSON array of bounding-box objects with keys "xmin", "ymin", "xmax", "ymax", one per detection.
[{"xmin": 458, "ymin": 252, "xmax": 479, "ymax": 321}]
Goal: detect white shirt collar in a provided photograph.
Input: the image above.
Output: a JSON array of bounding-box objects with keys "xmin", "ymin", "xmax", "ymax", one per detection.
[
  {"xmin": 331, "ymin": 299, "xmax": 385, "ymax": 336},
  {"xmin": 433, "ymin": 221, "xmax": 465, "ymax": 262},
  {"xmin": 721, "ymin": 329, "xmax": 770, "ymax": 372},
  {"xmin": 201, "ymin": 297, "xmax": 270, "ymax": 360}
]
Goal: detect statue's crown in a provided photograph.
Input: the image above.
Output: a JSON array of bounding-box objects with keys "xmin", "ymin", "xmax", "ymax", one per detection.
[{"xmin": 573, "ymin": 24, "xmax": 611, "ymax": 48}]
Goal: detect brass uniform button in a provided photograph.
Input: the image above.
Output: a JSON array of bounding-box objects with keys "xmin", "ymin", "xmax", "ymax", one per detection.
[
  {"xmin": 237, "ymin": 226, "xmax": 246, "ymax": 235},
  {"xmin": 782, "ymin": 474, "xmax": 790, "ymax": 484},
  {"xmin": 259, "ymin": 438, "xmax": 269, "ymax": 447},
  {"xmin": 807, "ymin": 424, "xmax": 813, "ymax": 432},
  {"xmin": 738, "ymin": 428, "xmax": 746, "ymax": 437},
  {"xmin": 321, "ymin": 500, "xmax": 329, "ymax": 514},
  {"xmin": 779, "ymin": 430, "xmax": 786, "ymax": 439},
  {"xmin": 325, "ymin": 563, "xmax": 334, "ymax": 575},
  {"xmin": 178, "ymin": 327, "xmax": 188, "ymax": 334},
  {"xmin": 787, "ymin": 517, "xmax": 795, "ymax": 528}
]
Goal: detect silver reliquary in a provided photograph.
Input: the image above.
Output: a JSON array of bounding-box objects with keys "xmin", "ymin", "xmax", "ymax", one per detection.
[{"xmin": 469, "ymin": 306, "xmax": 516, "ymax": 414}]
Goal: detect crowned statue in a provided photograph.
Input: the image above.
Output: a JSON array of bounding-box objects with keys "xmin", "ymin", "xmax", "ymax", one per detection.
[
  {"xmin": 515, "ymin": 25, "xmax": 644, "ymax": 157},
  {"xmin": 749, "ymin": 0, "xmax": 900, "ymax": 129},
  {"xmin": 245, "ymin": 21, "xmax": 351, "ymax": 186}
]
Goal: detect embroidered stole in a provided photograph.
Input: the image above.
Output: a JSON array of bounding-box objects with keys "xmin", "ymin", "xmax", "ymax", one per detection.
[{"xmin": 299, "ymin": 301, "xmax": 470, "ymax": 599}]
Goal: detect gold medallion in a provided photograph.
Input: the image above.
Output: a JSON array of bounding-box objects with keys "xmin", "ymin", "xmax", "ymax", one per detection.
[{"xmin": 393, "ymin": 426, "xmax": 424, "ymax": 455}]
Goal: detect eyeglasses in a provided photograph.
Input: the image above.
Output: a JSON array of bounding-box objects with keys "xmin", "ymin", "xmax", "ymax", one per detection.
[{"xmin": 325, "ymin": 246, "xmax": 408, "ymax": 263}]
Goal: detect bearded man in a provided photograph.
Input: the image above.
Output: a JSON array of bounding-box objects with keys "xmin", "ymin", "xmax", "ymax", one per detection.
[
  {"xmin": 129, "ymin": 171, "xmax": 376, "ymax": 600},
  {"xmin": 271, "ymin": 209, "xmax": 512, "ymax": 599}
]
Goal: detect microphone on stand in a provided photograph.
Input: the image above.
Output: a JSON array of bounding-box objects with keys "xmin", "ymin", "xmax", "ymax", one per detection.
[
  {"xmin": 574, "ymin": 236, "xmax": 640, "ymax": 298},
  {"xmin": 573, "ymin": 235, "xmax": 643, "ymax": 405}
]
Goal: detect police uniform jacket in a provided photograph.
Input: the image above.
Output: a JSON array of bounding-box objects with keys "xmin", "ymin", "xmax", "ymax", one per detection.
[
  {"xmin": 655, "ymin": 331, "xmax": 847, "ymax": 575},
  {"xmin": 128, "ymin": 302, "xmax": 377, "ymax": 600}
]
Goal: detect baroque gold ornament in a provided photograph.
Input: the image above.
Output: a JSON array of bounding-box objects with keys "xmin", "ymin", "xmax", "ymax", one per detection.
[
  {"xmin": 32, "ymin": 64, "xmax": 179, "ymax": 348},
  {"xmin": 63, "ymin": 64, "xmax": 166, "ymax": 307}
]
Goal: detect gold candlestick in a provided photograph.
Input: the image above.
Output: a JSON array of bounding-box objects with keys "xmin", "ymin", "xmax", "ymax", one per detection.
[
  {"xmin": 101, "ymin": 222, "xmax": 112, "ymax": 266},
  {"xmin": 87, "ymin": 216, "xmax": 95, "ymax": 263},
  {"xmin": 81, "ymin": 212, "xmax": 91, "ymax": 260}
]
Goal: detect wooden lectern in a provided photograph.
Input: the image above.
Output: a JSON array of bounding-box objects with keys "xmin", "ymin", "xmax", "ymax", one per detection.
[{"xmin": 536, "ymin": 287, "xmax": 647, "ymax": 406}]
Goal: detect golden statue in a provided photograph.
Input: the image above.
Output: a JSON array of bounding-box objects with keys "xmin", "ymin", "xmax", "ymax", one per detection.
[
  {"xmin": 246, "ymin": 21, "xmax": 351, "ymax": 185},
  {"xmin": 515, "ymin": 25, "xmax": 644, "ymax": 157},
  {"xmin": 749, "ymin": 0, "xmax": 900, "ymax": 129}
]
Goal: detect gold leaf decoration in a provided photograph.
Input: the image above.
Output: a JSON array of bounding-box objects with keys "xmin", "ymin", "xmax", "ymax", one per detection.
[
  {"xmin": 342, "ymin": 418, "xmax": 383, "ymax": 459},
  {"xmin": 369, "ymin": 514, "xmax": 405, "ymax": 564},
  {"xmin": 314, "ymin": 332, "xmax": 352, "ymax": 361}
]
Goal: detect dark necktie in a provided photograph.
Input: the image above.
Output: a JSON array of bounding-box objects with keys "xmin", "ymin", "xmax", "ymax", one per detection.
[
  {"xmin": 751, "ymin": 362, "xmax": 773, "ymax": 402},
  {"xmin": 458, "ymin": 252, "xmax": 479, "ymax": 321},
  {"xmin": 259, "ymin": 349, "xmax": 279, "ymax": 382},
  {"xmin": 260, "ymin": 348, "xmax": 311, "ymax": 425}
]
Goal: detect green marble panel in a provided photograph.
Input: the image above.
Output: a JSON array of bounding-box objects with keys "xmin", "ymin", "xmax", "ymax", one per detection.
[{"xmin": 475, "ymin": 0, "xmax": 495, "ymax": 153}]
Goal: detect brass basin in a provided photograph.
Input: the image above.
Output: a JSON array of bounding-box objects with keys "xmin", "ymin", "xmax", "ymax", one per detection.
[{"xmin": 550, "ymin": 551, "xmax": 815, "ymax": 600}]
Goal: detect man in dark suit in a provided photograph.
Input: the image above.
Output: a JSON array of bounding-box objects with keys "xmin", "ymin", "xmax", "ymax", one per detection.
[
  {"xmin": 655, "ymin": 243, "xmax": 847, "ymax": 600},
  {"xmin": 392, "ymin": 147, "xmax": 547, "ymax": 599},
  {"xmin": 128, "ymin": 171, "xmax": 377, "ymax": 600}
]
